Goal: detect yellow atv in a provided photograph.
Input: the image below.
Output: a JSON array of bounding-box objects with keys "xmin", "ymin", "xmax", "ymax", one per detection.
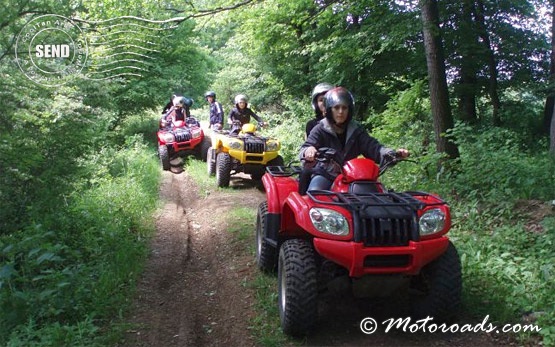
[{"xmin": 207, "ymin": 122, "xmax": 283, "ymax": 187}]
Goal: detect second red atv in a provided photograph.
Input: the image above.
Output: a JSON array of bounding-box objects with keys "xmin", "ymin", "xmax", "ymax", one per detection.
[
  {"xmin": 256, "ymin": 148, "xmax": 462, "ymax": 336},
  {"xmin": 157, "ymin": 117, "xmax": 210, "ymax": 170}
]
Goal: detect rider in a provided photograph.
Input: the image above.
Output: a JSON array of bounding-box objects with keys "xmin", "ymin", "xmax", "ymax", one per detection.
[
  {"xmin": 306, "ymin": 82, "xmax": 334, "ymax": 139},
  {"xmin": 299, "ymin": 87, "xmax": 409, "ymax": 191},
  {"xmin": 161, "ymin": 96, "xmax": 193, "ymax": 128},
  {"xmin": 227, "ymin": 94, "xmax": 265, "ymax": 134},
  {"xmin": 205, "ymin": 91, "xmax": 224, "ymax": 130}
]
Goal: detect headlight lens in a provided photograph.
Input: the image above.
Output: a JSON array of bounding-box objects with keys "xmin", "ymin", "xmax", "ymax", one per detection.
[
  {"xmin": 191, "ymin": 129, "xmax": 202, "ymax": 139},
  {"xmin": 228, "ymin": 140, "xmax": 243, "ymax": 150},
  {"xmin": 309, "ymin": 208, "xmax": 349, "ymax": 236},
  {"xmin": 162, "ymin": 133, "xmax": 174, "ymax": 143},
  {"xmin": 266, "ymin": 140, "xmax": 280, "ymax": 152},
  {"xmin": 419, "ymin": 208, "xmax": 446, "ymax": 235}
]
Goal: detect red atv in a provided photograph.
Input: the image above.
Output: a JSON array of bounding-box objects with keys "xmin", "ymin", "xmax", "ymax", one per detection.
[
  {"xmin": 257, "ymin": 148, "xmax": 462, "ymax": 336},
  {"xmin": 157, "ymin": 117, "xmax": 210, "ymax": 170}
]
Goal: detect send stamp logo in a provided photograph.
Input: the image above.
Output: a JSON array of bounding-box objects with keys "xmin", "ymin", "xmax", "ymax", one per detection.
[{"xmin": 15, "ymin": 14, "xmax": 88, "ymax": 87}]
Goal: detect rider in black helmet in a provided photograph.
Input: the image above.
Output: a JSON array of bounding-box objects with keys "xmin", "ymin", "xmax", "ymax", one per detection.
[
  {"xmin": 300, "ymin": 87, "xmax": 409, "ymax": 191},
  {"xmin": 205, "ymin": 91, "xmax": 224, "ymax": 130}
]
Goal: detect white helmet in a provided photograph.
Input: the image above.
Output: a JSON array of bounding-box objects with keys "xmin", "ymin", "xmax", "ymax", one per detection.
[
  {"xmin": 173, "ymin": 96, "xmax": 193, "ymax": 108},
  {"xmin": 234, "ymin": 94, "xmax": 248, "ymax": 106}
]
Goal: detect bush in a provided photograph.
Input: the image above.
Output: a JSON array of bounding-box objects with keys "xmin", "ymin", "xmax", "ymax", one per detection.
[{"xmin": 0, "ymin": 133, "xmax": 160, "ymax": 345}]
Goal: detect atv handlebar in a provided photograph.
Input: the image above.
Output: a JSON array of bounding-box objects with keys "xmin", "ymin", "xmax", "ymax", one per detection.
[
  {"xmin": 310, "ymin": 147, "xmax": 412, "ymax": 176},
  {"xmin": 379, "ymin": 151, "xmax": 414, "ymax": 176}
]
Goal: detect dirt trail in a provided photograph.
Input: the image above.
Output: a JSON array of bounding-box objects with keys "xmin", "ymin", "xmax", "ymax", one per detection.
[
  {"xmin": 120, "ymin": 169, "xmax": 512, "ymax": 347},
  {"xmin": 120, "ymin": 171, "xmax": 263, "ymax": 347}
]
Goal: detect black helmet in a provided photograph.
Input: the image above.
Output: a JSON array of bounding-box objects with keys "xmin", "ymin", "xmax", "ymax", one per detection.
[
  {"xmin": 324, "ymin": 87, "xmax": 354, "ymax": 124},
  {"xmin": 311, "ymin": 82, "xmax": 334, "ymax": 112},
  {"xmin": 205, "ymin": 91, "xmax": 216, "ymax": 98}
]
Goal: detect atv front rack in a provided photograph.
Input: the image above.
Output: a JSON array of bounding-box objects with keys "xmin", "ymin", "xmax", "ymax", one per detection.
[
  {"xmin": 306, "ymin": 190, "xmax": 448, "ymax": 245},
  {"xmin": 306, "ymin": 190, "xmax": 443, "ymax": 211}
]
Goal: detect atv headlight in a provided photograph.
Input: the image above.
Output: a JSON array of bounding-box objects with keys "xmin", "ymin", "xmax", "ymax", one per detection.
[
  {"xmin": 419, "ymin": 208, "xmax": 445, "ymax": 235},
  {"xmin": 309, "ymin": 208, "xmax": 349, "ymax": 236},
  {"xmin": 162, "ymin": 133, "xmax": 174, "ymax": 143},
  {"xmin": 265, "ymin": 140, "xmax": 280, "ymax": 152},
  {"xmin": 191, "ymin": 128, "xmax": 202, "ymax": 139},
  {"xmin": 228, "ymin": 140, "xmax": 243, "ymax": 150}
]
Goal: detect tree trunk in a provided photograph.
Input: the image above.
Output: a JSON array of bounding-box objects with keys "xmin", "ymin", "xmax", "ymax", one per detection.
[
  {"xmin": 551, "ymin": 106, "xmax": 555, "ymax": 156},
  {"xmin": 420, "ymin": 0, "xmax": 460, "ymax": 159},
  {"xmin": 457, "ymin": 0, "xmax": 478, "ymax": 123},
  {"xmin": 544, "ymin": 0, "xmax": 555, "ymax": 138},
  {"xmin": 475, "ymin": 0, "xmax": 501, "ymax": 126}
]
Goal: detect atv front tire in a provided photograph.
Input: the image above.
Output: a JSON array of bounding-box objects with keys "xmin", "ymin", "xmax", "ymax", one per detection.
[
  {"xmin": 250, "ymin": 169, "xmax": 265, "ymax": 181},
  {"xmin": 278, "ymin": 239, "xmax": 318, "ymax": 336},
  {"xmin": 410, "ymin": 241, "xmax": 462, "ymax": 322},
  {"xmin": 256, "ymin": 201, "xmax": 278, "ymax": 272},
  {"xmin": 216, "ymin": 152, "xmax": 231, "ymax": 187},
  {"xmin": 268, "ymin": 155, "xmax": 285, "ymax": 167},
  {"xmin": 207, "ymin": 147, "xmax": 216, "ymax": 176},
  {"xmin": 158, "ymin": 145, "xmax": 170, "ymax": 171}
]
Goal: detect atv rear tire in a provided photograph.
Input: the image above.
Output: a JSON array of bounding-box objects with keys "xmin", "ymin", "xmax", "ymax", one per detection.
[
  {"xmin": 216, "ymin": 152, "xmax": 231, "ymax": 187},
  {"xmin": 199, "ymin": 136, "xmax": 211, "ymax": 161},
  {"xmin": 278, "ymin": 239, "xmax": 318, "ymax": 336},
  {"xmin": 410, "ymin": 241, "xmax": 462, "ymax": 322},
  {"xmin": 207, "ymin": 147, "xmax": 216, "ymax": 176},
  {"xmin": 158, "ymin": 145, "xmax": 170, "ymax": 171},
  {"xmin": 256, "ymin": 201, "xmax": 278, "ymax": 272}
]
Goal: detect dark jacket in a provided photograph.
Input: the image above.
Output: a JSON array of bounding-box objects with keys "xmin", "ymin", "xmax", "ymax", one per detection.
[
  {"xmin": 305, "ymin": 117, "xmax": 323, "ymax": 138},
  {"xmin": 300, "ymin": 118, "xmax": 392, "ymax": 166},
  {"xmin": 228, "ymin": 107, "xmax": 262, "ymax": 126},
  {"xmin": 209, "ymin": 101, "xmax": 224, "ymax": 126},
  {"xmin": 164, "ymin": 107, "xmax": 187, "ymax": 123}
]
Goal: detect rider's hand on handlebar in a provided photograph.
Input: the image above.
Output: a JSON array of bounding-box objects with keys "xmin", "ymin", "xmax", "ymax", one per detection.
[
  {"xmin": 396, "ymin": 148, "xmax": 410, "ymax": 158},
  {"xmin": 303, "ymin": 146, "xmax": 317, "ymax": 162}
]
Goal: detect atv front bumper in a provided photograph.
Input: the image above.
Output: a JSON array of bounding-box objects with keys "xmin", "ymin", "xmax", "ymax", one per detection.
[
  {"xmin": 313, "ymin": 237, "xmax": 449, "ymax": 277},
  {"xmin": 228, "ymin": 149, "xmax": 279, "ymax": 164},
  {"xmin": 168, "ymin": 136, "xmax": 202, "ymax": 153}
]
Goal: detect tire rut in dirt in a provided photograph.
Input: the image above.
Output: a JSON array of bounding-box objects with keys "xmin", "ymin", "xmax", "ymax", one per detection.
[
  {"xmin": 120, "ymin": 172, "xmax": 198, "ymax": 346},
  {"xmin": 120, "ymin": 171, "xmax": 257, "ymax": 347}
]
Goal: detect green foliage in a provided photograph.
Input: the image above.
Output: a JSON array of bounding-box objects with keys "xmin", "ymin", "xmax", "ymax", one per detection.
[
  {"xmin": 0, "ymin": 118, "xmax": 160, "ymax": 345},
  {"xmin": 262, "ymin": 97, "xmax": 311, "ymax": 163},
  {"xmin": 368, "ymin": 80, "xmax": 433, "ymax": 153},
  {"xmin": 455, "ymin": 214, "xmax": 555, "ymax": 344},
  {"xmin": 447, "ymin": 123, "xmax": 555, "ymax": 201},
  {"xmin": 249, "ymin": 274, "xmax": 289, "ymax": 347}
]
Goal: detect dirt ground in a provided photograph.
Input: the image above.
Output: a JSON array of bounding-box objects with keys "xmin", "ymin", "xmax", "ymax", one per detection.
[{"xmin": 119, "ymin": 168, "xmax": 520, "ymax": 347}]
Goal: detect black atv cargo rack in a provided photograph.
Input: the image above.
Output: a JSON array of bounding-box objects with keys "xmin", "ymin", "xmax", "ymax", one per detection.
[
  {"xmin": 307, "ymin": 190, "xmax": 447, "ymax": 247},
  {"xmin": 266, "ymin": 165, "xmax": 302, "ymax": 177}
]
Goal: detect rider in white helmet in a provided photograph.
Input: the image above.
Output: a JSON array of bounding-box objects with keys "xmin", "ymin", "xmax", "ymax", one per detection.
[
  {"xmin": 306, "ymin": 82, "xmax": 334, "ymax": 139},
  {"xmin": 227, "ymin": 94, "xmax": 265, "ymax": 134},
  {"xmin": 160, "ymin": 95, "xmax": 193, "ymax": 128}
]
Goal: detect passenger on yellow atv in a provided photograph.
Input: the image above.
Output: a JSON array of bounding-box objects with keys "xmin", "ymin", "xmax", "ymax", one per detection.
[{"xmin": 227, "ymin": 94, "xmax": 265, "ymax": 134}]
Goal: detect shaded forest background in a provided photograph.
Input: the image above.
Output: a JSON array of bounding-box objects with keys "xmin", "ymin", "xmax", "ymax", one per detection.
[{"xmin": 0, "ymin": 0, "xmax": 554, "ymax": 345}]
